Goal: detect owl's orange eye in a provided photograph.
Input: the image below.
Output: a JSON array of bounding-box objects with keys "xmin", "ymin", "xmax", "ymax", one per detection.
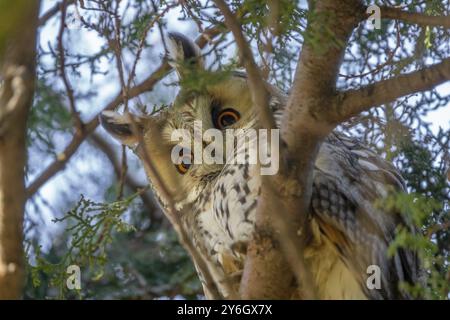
[
  {"xmin": 214, "ymin": 108, "xmax": 240, "ymax": 129},
  {"xmin": 175, "ymin": 149, "xmax": 192, "ymax": 174},
  {"xmin": 176, "ymin": 161, "xmax": 191, "ymax": 174}
]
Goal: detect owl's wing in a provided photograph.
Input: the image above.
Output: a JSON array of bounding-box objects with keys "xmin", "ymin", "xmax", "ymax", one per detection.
[{"xmin": 311, "ymin": 132, "xmax": 420, "ymax": 299}]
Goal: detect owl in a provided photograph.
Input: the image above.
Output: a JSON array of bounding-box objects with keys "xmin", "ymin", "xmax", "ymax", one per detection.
[{"xmin": 100, "ymin": 32, "xmax": 421, "ymax": 299}]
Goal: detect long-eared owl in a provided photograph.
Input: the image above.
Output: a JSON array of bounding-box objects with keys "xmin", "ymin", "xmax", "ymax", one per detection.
[{"xmin": 100, "ymin": 32, "xmax": 421, "ymax": 299}]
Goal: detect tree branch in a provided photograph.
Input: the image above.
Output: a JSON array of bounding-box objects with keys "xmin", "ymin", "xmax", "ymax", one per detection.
[
  {"xmin": 379, "ymin": 6, "xmax": 450, "ymax": 29},
  {"xmin": 57, "ymin": 0, "xmax": 84, "ymax": 132},
  {"xmin": 213, "ymin": 0, "xmax": 316, "ymax": 299},
  {"xmin": 0, "ymin": 0, "xmax": 40, "ymax": 299},
  {"xmin": 332, "ymin": 57, "xmax": 450, "ymax": 125},
  {"xmin": 275, "ymin": 0, "xmax": 365, "ymax": 298},
  {"xmin": 38, "ymin": 0, "xmax": 75, "ymax": 27}
]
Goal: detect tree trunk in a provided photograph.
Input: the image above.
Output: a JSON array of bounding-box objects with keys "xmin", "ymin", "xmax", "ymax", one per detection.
[{"xmin": 0, "ymin": 0, "xmax": 40, "ymax": 299}]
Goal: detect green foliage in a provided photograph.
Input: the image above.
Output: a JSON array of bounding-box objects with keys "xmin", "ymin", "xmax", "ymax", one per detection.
[
  {"xmin": 25, "ymin": 194, "xmax": 201, "ymax": 299},
  {"xmin": 239, "ymin": 0, "xmax": 304, "ymax": 36},
  {"xmin": 383, "ymin": 192, "xmax": 449, "ymax": 299},
  {"xmin": 377, "ymin": 136, "xmax": 450, "ymax": 299},
  {"xmin": 85, "ymin": 228, "xmax": 202, "ymax": 299},
  {"xmin": 26, "ymin": 195, "xmax": 136, "ymax": 299},
  {"xmin": 303, "ymin": 9, "xmax": 345, "ymax": 54},
  {"xmin": 399, "ymin": 140, "xmax": 449, "ymax": 201},
  {"xmin": 238, "ymin": 0, "xmax": 305, "ymax": 89},
  {"xmin": 177, "ymin": 62, "xmax": 237, "ymax": 94},
  {"xmin": 27, "ymin": 81, "xmax": 73, "ymax": 154}
]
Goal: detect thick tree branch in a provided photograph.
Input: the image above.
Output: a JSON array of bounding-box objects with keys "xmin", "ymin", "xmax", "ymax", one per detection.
[
  {"xmin": 283, "ymin": 1, "xmax": 366, "ymax": 138},
  {"xmin": 380, "ymin": 6, "xmax": 450, "ymax": 28},
  {"xmin": 213, "ymin": 0, "xmax": 316, "ymax": 299},
  {"xmin": 332, "ymin": 57, "xmax": 450, "ymax": 125},
  {"xmin": 275, "ymin": 0, "xmax": 365, "ymax": 298},
  {"xmin": 213, "ymin": 0, "xmax": 369, "ymax": 300},
  {"xmin": 0, "ymin": 0, "xmax": 40, "ymax": 299}
]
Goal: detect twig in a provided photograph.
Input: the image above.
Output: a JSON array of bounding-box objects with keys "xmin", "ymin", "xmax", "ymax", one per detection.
[
  {"xmin": 38, "ymin": 0, "xmax": 75, "ymax": 26},
  {"xmin": 117, "ymin": 146, "xmax": 127, "ymax": 200},
  {"xmin": 427, "ymin": 221, "xmax": 450, "ymax": 239},
  {"xmin": 89, "ymin": 132, "xmax": 159, "ymax": 220},
  {"xmin": 57, "ymin": 0, "xmax": 84, "ymax": 133},
  {"xmin": 339, "ymin": 20, "xmax": 401, "ymax": 79}
]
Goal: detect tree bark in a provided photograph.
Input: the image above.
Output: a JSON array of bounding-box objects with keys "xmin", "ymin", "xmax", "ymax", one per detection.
[
  {"xmin": 245, "ymin": 0, "xmax": 365, "ymax": 299},
  {"xmin": 0, "ymin": 1, "xmax": 40, "ymax": 299}
]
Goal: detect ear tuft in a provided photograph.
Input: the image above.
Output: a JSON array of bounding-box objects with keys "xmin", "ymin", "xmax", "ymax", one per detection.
[
  {"xmin": 100, "ymin": 111, "xmax": 142, "ymax": 146},
  {"xmin": 167, "ymin": 32, "xmax": 204, "ymax": 73}
]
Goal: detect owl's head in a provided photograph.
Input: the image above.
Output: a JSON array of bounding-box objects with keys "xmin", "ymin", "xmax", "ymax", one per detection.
[{"xmin": 100, "ymin": 33, "xmax": 259, "ymax": 209}]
